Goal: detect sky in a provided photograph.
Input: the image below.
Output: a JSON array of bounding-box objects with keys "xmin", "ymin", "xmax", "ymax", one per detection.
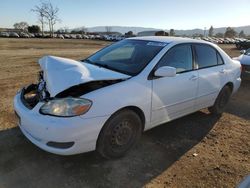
[{"xmin": 1, "ymin": 0, "xmax": 250, "ymax": 30}]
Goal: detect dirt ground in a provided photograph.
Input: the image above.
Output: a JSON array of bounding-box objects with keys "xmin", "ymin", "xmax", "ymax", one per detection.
[{"xmin": 0, "ymin": 38, "xmax": 249, "ymax": 188}]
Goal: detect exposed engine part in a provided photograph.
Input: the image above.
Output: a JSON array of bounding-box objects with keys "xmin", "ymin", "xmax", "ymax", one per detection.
[
  {"xmin": 21, "ymin": 84, "xmax": 40, "ymax": 109},
  {"xmin": 56, "ymin": 79, "xmax": 124, "ymax": 98}
]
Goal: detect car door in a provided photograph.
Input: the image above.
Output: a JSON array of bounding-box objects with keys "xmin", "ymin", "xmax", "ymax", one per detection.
[
  {"xmin": 193, "ymin": 44, "xmax": 227, "ymax": 110},
  {"xmin": 151, "ymin": 44, "xmax": 198, "ymax": 126}
]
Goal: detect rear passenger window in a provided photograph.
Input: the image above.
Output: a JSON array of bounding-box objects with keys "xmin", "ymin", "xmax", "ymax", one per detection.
[
  {"xmin": 195, "ymin": 45, "xmax": 217, "ymax": 69},
  {"xmin": 217, "ymin": 53, "xmax": 224, "ymax": 65}
]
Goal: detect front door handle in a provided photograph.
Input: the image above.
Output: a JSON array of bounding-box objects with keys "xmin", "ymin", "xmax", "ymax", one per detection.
[
  {"xmin": 189, "ymin": 75, "xmax": 198, "ymax": 81},
  {"xmin": 219, "ymin": 68, "xmax": 226, "ymax": 74}
]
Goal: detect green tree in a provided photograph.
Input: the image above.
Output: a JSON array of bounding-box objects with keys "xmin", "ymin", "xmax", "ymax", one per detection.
[
  {"xmin": 28, "ymin": 25, "xmax": 41, "ymax": 33},
  {"xmin": 125, "ymin": 31, "xmax": 134, "ymax": 37},
  {"xmin": 224, "ymin": 27, "xmax": 237, "ymax": 38},
  {"xmin": 208, "ymin": 26, "xmax": 214, "ymax": 37},
  {"xmin": 155, "ymin": 30, "xmax": 169, "ymax": 36},
  {"xmin": 239, "ymin": 30, "xmax": 246, "ymax": 38},
  {"xmin": 170, "ymin": 29, "xmax": 175, "ymax": 36},
  {"xmin": 215, "ymin": 33, "xmax": 224, "ymax": 38}
]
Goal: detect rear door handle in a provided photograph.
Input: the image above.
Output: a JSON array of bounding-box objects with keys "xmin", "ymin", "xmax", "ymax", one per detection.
[{"xmin": 189, "ymin": 75, "xmax": 198, "ymax": 81}]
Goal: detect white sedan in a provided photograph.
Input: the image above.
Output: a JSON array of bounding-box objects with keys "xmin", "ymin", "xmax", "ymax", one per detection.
[
  {"xmin": 14, "ymin": 37, "xmax": 241, "ymax": 158},
  {"xmin": 233, "ymin": 48, "xmax": 250, "ymax": 76}
]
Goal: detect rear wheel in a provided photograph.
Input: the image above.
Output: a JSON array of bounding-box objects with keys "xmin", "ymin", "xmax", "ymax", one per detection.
[
  {"xmin": 208, "ymin": 86, "xmax": 232, "ymax": 115},
  {"xmin": 97, "ymin": 110, "xmax": 142, "ymax": 159}
]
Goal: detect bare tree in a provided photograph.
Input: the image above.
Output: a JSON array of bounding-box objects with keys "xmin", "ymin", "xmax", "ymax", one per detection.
[
  {"xmin": 13, "ymin": 22, "xmax": 29, "ymax": 32},
  {"xmin": 32, "ymin": 1, "xmax": 60, "ymax": 37},
  {"xmin": 43, "ymin": 2, "xmax": 60, "ymax": 37},
  {"xmin": 31, "ymin": 3, "xmax": 47, "ymax": 36},
  {"xmin": 105, "ymin": 26, "xmax": 112, "ymax": 34}
]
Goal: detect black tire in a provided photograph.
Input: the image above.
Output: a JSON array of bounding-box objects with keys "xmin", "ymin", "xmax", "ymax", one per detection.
[
  {"xmin": 208, "ymin": 86, "xmax": 232, "ymax": 115},
  {"xmin": 97, "ymin": 110, "xmax": 142, "ymax": 159}
]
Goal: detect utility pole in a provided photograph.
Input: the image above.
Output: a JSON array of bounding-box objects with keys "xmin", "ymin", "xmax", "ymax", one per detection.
[{"xmin": 204, "ymin": 27, "xmax": 206, "ymax": 37}]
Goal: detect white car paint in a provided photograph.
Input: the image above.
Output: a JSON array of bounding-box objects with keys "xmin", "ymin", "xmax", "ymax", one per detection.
[
  {"xmin": 14, "ymin": 36, "xmax": 241, "ymax": 155},
  {"xmin": 39, "ymin": 56, "xmax": 130, "ymax": 97},
  {"xmin": 234, "ymin": 52, "xmax": 250, "ymax": 66},
  {"xmin": 233, "ymin": 49, "xmax": 250, "ymax": 75}
]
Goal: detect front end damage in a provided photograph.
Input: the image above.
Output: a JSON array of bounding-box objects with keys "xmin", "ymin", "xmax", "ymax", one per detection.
[
  {"xmin": 21, "ymin": 70, "xmax": 125, "ymax": 110},
  {"xmin": 21, "ymin": 71, "xmax": 49, "ymax": 109},
  {"xmin": 15, "ymin": 70, "xmax": 116, "ymax": 154},
  {"xmin": 14, "ymin": 55, "xmax": 131, "ymax": 155}
]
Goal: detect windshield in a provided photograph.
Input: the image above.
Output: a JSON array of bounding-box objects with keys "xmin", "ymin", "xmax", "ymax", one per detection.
[{"xmin": 82, "ymin": 39, "xmax": 167, "ymax": 76}]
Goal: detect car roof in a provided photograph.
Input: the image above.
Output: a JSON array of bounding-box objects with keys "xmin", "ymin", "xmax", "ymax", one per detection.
[{"xmin": 128, "ymin": 36, "xmax": 210, "ymax": 45}]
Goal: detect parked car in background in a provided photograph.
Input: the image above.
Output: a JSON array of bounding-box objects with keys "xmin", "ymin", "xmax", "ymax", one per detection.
[
  {"xmin": 57, "ymin": 34, "xmax": 64, "ymax": 39},
  {"xmin": 70, "ymin": 34, "xmax": 77, "ymax": 39},
  {"xmin": 76, "ymin": 34, "xmax": 82, "ymax": 39},
  {"xmin": 233, "ymin": 48, "xmax": 250, "ymax": 76},
  {"xmin": 19, "ymin": 32, "xmax": 30, "ymax": 38},
  {"xmin": 82, "ymin": 35, "xmax": 89, "ymax": 39},
  {"xmin": 28, "ymin": 33, "xmax": 35, "ymax": 38},
  {"xmin": 236, "ymin": 40, "xmax": 250, "ymax": 49},
  {"xmin": 14, "ymin": 37, "xmax": 241, "ymax": 158},
  {"xmin": 63, "ymin": 34, "xmax": 70, "ymax": 39},
  {"xmin": 0, "ymin": 32, "xmax": 9, "ymax": 37},
  {"xmin": 9, "ymin": 32, "xmax": 19, "ymax": 38},
  {"xmin": 35, "ymin": 33, "xmax": 43, "ymax": 38}
]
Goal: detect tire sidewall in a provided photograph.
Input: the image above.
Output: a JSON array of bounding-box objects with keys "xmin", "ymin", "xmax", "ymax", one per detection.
[
  {"xmin": 97, "ymin": 110, "xmax": 142, "ymax": 158},
  {"xmin": 212, "ymin": 86, "xmax": 232, "ymax": 114}
]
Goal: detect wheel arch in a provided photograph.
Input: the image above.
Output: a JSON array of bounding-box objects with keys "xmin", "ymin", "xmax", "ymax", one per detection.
[
  {"xmin": 224, "ymin": 82, "xmax": 234, "ymax": 92},
  {"xmin": 106, "ymin": 106, "xmax": 146, "ymax": 131},
  {"xmin": 95, "ymin": 105, "xmax": 146, "ymax": 151}
]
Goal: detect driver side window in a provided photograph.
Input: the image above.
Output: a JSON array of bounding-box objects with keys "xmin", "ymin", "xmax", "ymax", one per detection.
[{"xmin": 157, "ymin": 44, "xmax": 193, "ymax": 73}]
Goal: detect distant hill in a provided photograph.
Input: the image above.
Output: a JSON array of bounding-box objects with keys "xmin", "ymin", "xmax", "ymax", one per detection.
[
  {"xmin": 174, "ymin": 26, "xmax": 250, "ymax": 36},
  {"xmin": 73, "ymin": 25, "xmax": 250, "ymax": 36},
  {"xmin": 74, "ymin": 26, "xmax": 161, "ymax": 34}
]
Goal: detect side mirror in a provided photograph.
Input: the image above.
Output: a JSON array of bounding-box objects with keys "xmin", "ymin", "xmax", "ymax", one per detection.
[
  {"xmin": 240, "ymin": 50, "xmax": 246, "ymax": 54},
  {"xmin": 154, "ymin": 66, "xmax": 176, "ymax": 77}
]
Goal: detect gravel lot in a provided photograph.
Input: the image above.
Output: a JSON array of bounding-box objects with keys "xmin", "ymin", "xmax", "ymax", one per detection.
[{"xmin": 0, "ymin": 38, "xmax": 249, "ymax": 188}]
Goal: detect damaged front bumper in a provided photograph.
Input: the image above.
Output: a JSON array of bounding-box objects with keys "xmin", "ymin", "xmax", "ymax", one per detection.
[{"xmin": 14, "ymin": 88, "xmax": 109, "ymax": 155}]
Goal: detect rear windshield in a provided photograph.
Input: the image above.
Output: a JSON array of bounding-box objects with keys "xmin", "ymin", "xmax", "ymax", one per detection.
[{"xmin": 83, "ymin": 39, "xmax": 167, "ymax": 76}]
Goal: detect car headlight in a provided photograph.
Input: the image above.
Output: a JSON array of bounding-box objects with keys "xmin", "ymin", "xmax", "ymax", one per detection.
[{"xmin": 40, "ymin": 97, "xmax": 92, "ymax": 117}]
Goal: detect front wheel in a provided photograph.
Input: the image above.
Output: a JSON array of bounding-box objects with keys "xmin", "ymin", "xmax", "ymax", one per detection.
[
  {"xmin": 97, "ymin": 110, "xmax": 142, "ymax": 159},
  {"xmin": 208, "ymin": 86, "xmax": 232, "ymax": 115}
]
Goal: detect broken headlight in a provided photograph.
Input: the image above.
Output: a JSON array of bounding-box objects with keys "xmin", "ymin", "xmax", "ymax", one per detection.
[{"xmin": 40, "ymin": 97, "xmax": 92, "ymax": 117}]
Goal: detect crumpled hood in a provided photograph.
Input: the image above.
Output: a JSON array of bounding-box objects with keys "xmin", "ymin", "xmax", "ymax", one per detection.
[
  {"xmin": 38, "ymin": 56, "xmax": 130, "ymax": 97},
  {"xmin": 234, "ymin": 54, "xmax": 250, "ymax": 65}
]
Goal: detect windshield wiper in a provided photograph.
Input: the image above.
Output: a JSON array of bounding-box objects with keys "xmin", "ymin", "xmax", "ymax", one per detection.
[{"xmin": 83, "ymin": 59, "xmax": 94, "ymax": 64}]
